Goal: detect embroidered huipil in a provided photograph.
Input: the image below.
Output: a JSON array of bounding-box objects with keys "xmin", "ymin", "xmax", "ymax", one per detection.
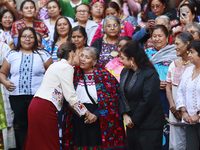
[
  {"xmin": 34, "ymin": 59, "xmax": 87, "ymax": 115},
  {"xmin": 76, "ymin": 73, "xmax": 98, "ymax": 104},
  {"xmin": 99, "ymin": 40, "xmax": 118, "ymax": 66},
  {"xmin": 176, "ymin": 65, "xmax": 200, "ymax": 123}
]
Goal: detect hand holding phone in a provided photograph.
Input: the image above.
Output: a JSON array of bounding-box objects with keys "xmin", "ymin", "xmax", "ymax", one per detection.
[{"xmin": 180, "ymin": 7, "xmax": 187, "ymax": 18}]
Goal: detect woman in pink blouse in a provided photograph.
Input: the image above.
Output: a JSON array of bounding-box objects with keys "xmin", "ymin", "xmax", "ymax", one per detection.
[{"xmin": 166, "ymin": 32, "xmax": 194, "ymax": 150}]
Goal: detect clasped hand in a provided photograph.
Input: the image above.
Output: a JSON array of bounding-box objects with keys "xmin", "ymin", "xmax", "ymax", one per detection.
[
  {"xmin": 84, "ymin": 111, "xmax": 98, "ymax": 124},
  {"xmin": 183, "ymin": 112, "xmax": 200, "ymax": 124}
]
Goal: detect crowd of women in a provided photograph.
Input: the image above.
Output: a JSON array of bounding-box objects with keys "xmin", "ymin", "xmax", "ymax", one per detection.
[{"xmin": 0, "ymin": 0, "xmax": 200, "ymax": 150}]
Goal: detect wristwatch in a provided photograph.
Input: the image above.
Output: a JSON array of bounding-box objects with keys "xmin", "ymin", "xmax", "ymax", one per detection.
[{"xmin": 197, "ymin": 111, "xmax": 200, "ymax": 117}]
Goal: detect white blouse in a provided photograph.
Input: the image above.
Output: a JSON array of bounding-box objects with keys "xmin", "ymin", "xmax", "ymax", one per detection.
[
  {"xmin": 76, "ymin": 72, "xmax": 98, "ymax": 104},
  {"xmin": 176, "ymin": 65, "xmax": 200, "ymax": 123},
  {"xmin": 35, "ymin": 59, "xmax": 87, "ymax": 115},
  {"xmin": 5, "ymin": 50, "xmax": 51, "ymax": 95}
]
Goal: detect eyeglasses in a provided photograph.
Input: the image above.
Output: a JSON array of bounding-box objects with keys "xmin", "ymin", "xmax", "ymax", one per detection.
[
  {"xmin": 2, "ymin": 16, "xmax": 13, "ymax": 20},
  {"xmin": 188, "ymin": 30, "xmax": 198, "ymax": 35},
  {"xmin": 106, "ymin": 23, "xmax": 119, "ymax": 28},
  {"xmin": 151, "ymin": 4, "xmax": 163, "ymax": 10},
  {"xmin": 76, "ymin": 10, "xmax": 89, "ymax": 13},
  {"xmin": 21, "ymin": 35, "xmax": 35, "ymax": 41}
]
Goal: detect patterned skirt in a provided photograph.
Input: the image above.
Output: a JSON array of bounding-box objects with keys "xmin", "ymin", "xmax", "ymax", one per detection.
[{"xmin": 73, "ymin": 103, "xmax": 103, "ymax": 150}]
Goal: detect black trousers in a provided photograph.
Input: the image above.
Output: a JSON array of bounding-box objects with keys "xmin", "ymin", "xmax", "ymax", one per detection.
[
  {"xmin": 126, "ymin": 126, "xmax": 163, "ymax": 150},
  {"xmin": 9, "ymin": 95, "xmax": 33, "ymax": 150}
]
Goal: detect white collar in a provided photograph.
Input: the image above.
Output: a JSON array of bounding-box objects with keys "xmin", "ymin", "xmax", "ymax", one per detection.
[{"xmin": 70, "ymin": 0, "xmax": 82, "ymax": 8}]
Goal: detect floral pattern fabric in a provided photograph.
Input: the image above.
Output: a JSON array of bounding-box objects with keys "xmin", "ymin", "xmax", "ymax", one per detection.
[{"xmin": 99, "ymin": 40, "xmax": 118, "ymax": 66}]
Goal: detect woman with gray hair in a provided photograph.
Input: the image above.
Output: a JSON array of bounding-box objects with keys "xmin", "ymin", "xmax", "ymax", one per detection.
[
  {"xmin": 92, "ymin": 15, "xmax": 120, "ymax": 66},
  {"xmin": 62, "ymin": 46, "xmax": 126, "ymax": 150},
  {"xmin": 185, "ymin": 22, "xmax": 200, "ymax": 40},
  {"xmin": 166, "ymin": 32, "xmax": 194, "ymax": 150}
]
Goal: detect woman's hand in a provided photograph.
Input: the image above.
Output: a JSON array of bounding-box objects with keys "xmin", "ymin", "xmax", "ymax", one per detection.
[
  {"xmin": 172, "ymin": 26, "xmax": 183, "ymax": 35},
  {"xmin": 160, "ymin": 81, "xmax": 167, "ymax": 90},
  {"xmin": 190, "ymin": 114, "xmax": 200, "ymax": 124},
  {"xmin": 84, "ymin": 112, "xmax": 98, "ymax": 124},
  {"xmin": 170, "ymin": 106, "xmax": 182, "ymax": 120},
  {"xmin": 123, "ymin": 114, "xmax": 134, "ymax": 128},
  {"xmin": 182, "ymin": 112, "xmax": 191, "ymax": 123},
  {"xmin": 180, "ymin": 14, "xmax": 190, "ymax": 26},
  {"xmin": 145, "ymin": 20, "xmax": 155, "ymax": 32},
  {"xmin": 4, "ymin": 80, "xmax": 16, "ymax": 91}
]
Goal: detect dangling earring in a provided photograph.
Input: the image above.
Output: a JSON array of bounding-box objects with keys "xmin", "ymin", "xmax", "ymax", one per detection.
[
  {"xmin": 187, "ymin": 51, "xmax": 189, "ymax": 54},
  {"xmin": 131, "ymin": 61, "xmax": 134, "ymax": 68}
]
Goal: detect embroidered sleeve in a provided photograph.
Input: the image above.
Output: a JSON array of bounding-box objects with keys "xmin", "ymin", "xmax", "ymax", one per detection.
[
  {"xmin": 59, "ymin": 65, "xmax": 87, "ymax": 116},
  {"xmin": 72, "ymin": 101, "xmax": 87, "ymax": 116}
]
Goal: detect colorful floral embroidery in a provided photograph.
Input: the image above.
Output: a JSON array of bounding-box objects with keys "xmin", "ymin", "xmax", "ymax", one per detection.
[{"xmin": 51, "ymin": 84, "xmax": 64, "ymax": 111}]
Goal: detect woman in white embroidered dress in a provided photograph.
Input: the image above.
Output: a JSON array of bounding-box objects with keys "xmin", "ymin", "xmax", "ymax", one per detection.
[
  {"xmin": 176, "ymin": 39, "xmax": 200, "ymax": 150},
  {"xmin": 23, "ymin": 42, "xmax": 91, "ymax": 150},
  {"xmin": 166, "ymin": 32, "xmax": 193, "ymax": 150},
  {"xmin": 0, "ymin": 27, "xmax": 53, "ymax": 150}
]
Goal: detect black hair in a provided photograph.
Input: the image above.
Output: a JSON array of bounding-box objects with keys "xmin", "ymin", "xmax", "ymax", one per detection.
[
  {"xmin": 179, "ymin": 3, "xmax": 199, "ymax": 22},
  {"xmin": 52, "ymin": 16, "xmax": 72, "ymax": 55},
  {"xmin": 143, "ymin": 0, "xmax": 170, "ymax": 22},
  {"xmin": 57, "ymin": 42, "xmax": 77, "ymax": 59},
  {"xmin": 121, "ymin": 40, "xmax": 156, "ymax": 70},
  {"xmin": 105, "ymin": 2, "xmax": 120, "ymax": 13},
  {"xmin": 177, "ymin": 32, "xmax": 194, "ymax": 44},
  {"xmin": 75, "ymin": 3, "xmax": 91, "ymax": 14},
  {"xmin": 0, "ymin": 9, "xmax": 15, "ymax": 30},
  {"xmin": 15, "ymin": 27, "xmax": 38, "ymax": 52},
  {"xmin": 118, "ymin": 36, "xmax": 132, "ymax": 43},
  {"xmin": 36, "ymin": 32, "xmax": 42, "ymax": 45},
  {"xmin": 69, "ymin": 26, "xmax": 87, "ymax": 46},
  {"xmin": 20, "ymin": 0, "xmax": 36, "ymax": 11},
  {"xmin": 152, "ymin": 25, "xmax": 169, "ymax": 37},
  {"xmin": 187, "ymin": 39, "xmax": 200, "ymax": 57},
  {"xmin": 47, "ymin": 0, "xmax": 62, "ymax": 15}
]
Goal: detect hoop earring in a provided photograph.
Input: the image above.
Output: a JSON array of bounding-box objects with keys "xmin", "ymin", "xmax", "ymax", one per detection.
[{"xmin": 131, "ymin": 61, "xmax": 134, "ymax": 68}]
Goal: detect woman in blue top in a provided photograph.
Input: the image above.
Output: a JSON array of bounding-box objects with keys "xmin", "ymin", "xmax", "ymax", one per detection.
[
  {"xmin": 145, "ymin": 25, "xmax": 178, "ymax": 150},
  {"xmin": 46, "ymin": 16, "xmax": 71, "ymax": 62}
]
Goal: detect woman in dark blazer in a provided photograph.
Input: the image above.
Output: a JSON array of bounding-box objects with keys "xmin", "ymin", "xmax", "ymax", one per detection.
[{"xmin": 118, "ymin": 40, "xmax": 166, "ymax": 150}]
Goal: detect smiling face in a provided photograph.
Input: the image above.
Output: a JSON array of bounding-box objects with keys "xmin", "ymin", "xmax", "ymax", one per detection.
[
  {"xmin": 174, "ymin": 37, "xmax": 188, "ymax": 57},
  {"xmin": 188, "ymin": 48, "xmax": 200, "ymax": 65},
  {"xmin": 56, "ymin": 18, "xmax": 70, "ymax": 37},
  {"xmin": 105, "ymin": 19, "xmax": 120, "ymax": 37},
  {"xmin": 152, "ymin": 28, "xmax": 168, "ymax": 49},
  {"xmin": 47, "ymin": 1, "xmax": 61, "ymax": 18},
  {"xmin": 1, "ymin": 11, "xmax": 14, "ymax": 31},
  {"xmin": 80, "ymin": 50, "xmax": 96, "ymax": 72},
  {"xmin": 71, "ymin": 30, "xmax": 86, "ymax": 49},
  {"xmin": 91, "ymin": 2, "xmax": 104, "ymax": 18},
  {"xmin": 75, "ymin": 5, "xmax": 90, "ymax": 23},
  {"xmin": 150, "ymin": 0, "xmax": 165, "ymax": 17},
  {"xmin": 22, "ymin": 2, "xmax": 35, "ymax": 19},
  {"xmin": 20, "ymin": 29, "xmax": 35, "ymax": 51}
]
